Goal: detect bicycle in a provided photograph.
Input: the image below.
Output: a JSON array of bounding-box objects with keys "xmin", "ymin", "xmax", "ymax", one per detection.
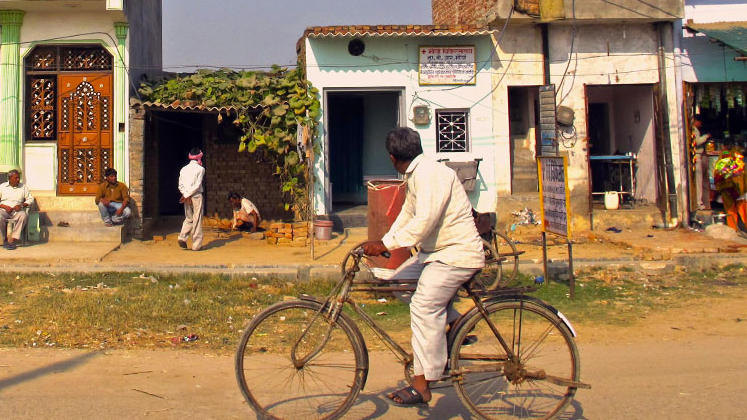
[
  {"xmin": 235, "ymin": 245, "xmax": 590, "ymax": 420},
  {"xmin": 482, "ymin": 228, "xmax": 523, "ymax": 288}
]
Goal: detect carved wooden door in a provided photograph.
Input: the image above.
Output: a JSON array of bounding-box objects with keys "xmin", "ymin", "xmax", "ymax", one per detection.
[{"xmin": 57, "ymin": 74, "xmax": 113, "ymax": 195}]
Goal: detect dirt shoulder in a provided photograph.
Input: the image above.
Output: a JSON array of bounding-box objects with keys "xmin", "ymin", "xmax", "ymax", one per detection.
[{"xmin": 0, "ymin": 292, "xmax": 745, "ymax": 420}]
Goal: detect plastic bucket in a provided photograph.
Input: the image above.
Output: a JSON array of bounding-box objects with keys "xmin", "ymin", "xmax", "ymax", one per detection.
[
  {"xmin": 604, "ymin": 191, "xmax": 620, "ymax": 210},
  {"xmin": 367, "ymin": 179, "xmax": 409, "ymax": 269},
  {"xmin": 313, "ymin": 220, "xmax": 334, "ymax": 241}
]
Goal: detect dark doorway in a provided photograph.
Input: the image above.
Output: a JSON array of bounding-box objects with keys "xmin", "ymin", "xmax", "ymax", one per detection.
[
  {"xmin": 508, "ymin": 86, "xmax": 540, "ymax": 193},
  {"xmin": 588, "ymin": 103, "xmax": 610, "ymax": 156},
  {"xmin": 154, "ymin": 112, "xmax": 204, "ymax": 215},
  {"xmin": 326, "ymin": 91, "xmax": 400, "ymax": 209}
]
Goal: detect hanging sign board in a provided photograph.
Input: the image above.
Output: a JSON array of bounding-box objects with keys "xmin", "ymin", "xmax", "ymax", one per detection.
[
  {"xmin": 538, "ymin": 156, "xmax": 571, "ymax": 238},
  {"xmin": 539, "ymin": 84, "xmax": 558, "ymax": 156},
  {"xmin": 418, "ymin": 45, "xmax": 476, "ymax": 85}
]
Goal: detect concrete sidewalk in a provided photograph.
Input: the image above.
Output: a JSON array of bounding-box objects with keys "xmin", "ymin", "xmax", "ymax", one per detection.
[{"xmin": 2, "ymin": 224, "xmax": 746, "ymax": 276}]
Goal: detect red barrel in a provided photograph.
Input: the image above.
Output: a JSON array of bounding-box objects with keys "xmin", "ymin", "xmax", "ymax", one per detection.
[{"xmin": 367, "ymin": 179, "xmax": 410, "ymax": 269}]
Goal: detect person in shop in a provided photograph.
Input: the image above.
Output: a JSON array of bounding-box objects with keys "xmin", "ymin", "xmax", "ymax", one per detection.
[
  {"xmin": 692, "ymin": 114, "xmax": 712, "ymax": 210},
  {"xmin": 227, "ymin": 192, "xmax": 261, "ymax": 232},
  {"xmin": 714, "ymin": 147, "xmax": 747, "ymax": 231}
]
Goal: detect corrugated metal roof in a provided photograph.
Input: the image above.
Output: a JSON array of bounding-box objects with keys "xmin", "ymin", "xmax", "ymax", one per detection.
[
  {"xmin": 130, "ymin": 98, "xmax": 260, "ymax": 113},
  {"xmin": 305, "ymin": 24, "xmax": 495, "ymax": 38},
  {"xmin": 686, "ymin": 21, "xmax": 747, "ymax": 56}
]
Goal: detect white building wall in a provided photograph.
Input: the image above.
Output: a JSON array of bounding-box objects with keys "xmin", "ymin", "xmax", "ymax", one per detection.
[
  {"xmin": 306, "ymin": 35, "xmax": 499, "ymax": 214},
  {"xmin": 685, "ymin": 1, "xmax": 747, "ymax": 23}
]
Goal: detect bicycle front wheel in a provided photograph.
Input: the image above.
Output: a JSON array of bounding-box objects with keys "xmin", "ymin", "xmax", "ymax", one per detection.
[
  {"xmin": 451, "ymin": 300, "xmax": 580, "ymax": 420},
  {"xmin": 235, "ymin": 300, "xmax": 367, "ymax": 420}
]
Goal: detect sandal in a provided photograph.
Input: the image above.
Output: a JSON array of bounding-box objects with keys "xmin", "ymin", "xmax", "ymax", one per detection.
[{"xmin": 386, "ymin": 386, "xmax": 429, "ymax": 408}]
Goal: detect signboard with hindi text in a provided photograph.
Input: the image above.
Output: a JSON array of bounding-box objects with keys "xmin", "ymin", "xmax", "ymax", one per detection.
[
  {"xmin": 538, "ymin": 156, "xmax": 571, "ymax": 238},
  {"xmin": 418, "ymin": 45, "xmax": 476, "ymax": 85}
]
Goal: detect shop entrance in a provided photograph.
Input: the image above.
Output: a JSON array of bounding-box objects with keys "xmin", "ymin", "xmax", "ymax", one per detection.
[
  {"xmin": 325, "ymin": 90, "xmax": 402, "ymax": 211},
  {"xmin": 586, "ymin": 84, "xmax": 658, "ymax": 206},
  {"xmin": 151, "ymin": 111, "xmax": 205, "ymax": 216},
  {"xmin": 685, "ymin": 83, "xmax": 747, "ymax": 211}
]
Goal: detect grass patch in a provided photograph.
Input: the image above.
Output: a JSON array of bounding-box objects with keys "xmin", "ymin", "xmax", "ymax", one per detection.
[
  {"xmin": 0, "ymin": 272, "xmax": 411, "ymax": 353},
  {"xmin": 1, "ymin": 265, "xmax": 746, "ymax": 352}
]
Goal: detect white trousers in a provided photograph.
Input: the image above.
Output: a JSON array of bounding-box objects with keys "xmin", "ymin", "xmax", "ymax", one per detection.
[
  {"xmin": 178, "ymin": 192, "xmax": 203, "ymax": 250},
  {"xmin": 0, "ymin": 208, "xmax": 27, "ymax": 242},
  {"xmin": 390, "ymin": 255, "xmax": 478, "ymax": 380}
]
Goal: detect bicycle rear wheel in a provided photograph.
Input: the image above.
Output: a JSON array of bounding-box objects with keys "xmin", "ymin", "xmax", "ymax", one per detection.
[
  {"xmin": 235, "ymin": 300, "xmax": 367, "ymax": 420},
  {"xmin": 450, "ymin": 300, "xmax": 579, "ymax": 420}
]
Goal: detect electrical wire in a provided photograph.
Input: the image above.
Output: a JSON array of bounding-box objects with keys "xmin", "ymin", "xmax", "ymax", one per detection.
[
  {"xmin": 555, "ymin": 0, "xmax": 577, "ymax": 104},
  {"xmin": 1, "ymin": 31, "xmax": 142, "ymax": 99}
]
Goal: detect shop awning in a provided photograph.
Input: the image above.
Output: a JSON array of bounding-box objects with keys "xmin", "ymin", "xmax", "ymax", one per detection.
[{"xmin": 686, "ymin": 21, "xmax": 747, "ymax": 58}]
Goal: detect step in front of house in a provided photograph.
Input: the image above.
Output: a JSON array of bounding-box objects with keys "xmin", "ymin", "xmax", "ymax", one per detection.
[
  {"xmin": 32, "ymin": 192, "xmax": 98, "ymax": 212},
  {"xmin": 39, "ymin": 224, "xmax": 123, "ymax": 243},
  {"xmin": 591, "ymin": 206, "xmax": 664, "ymax": 230},
  {"xmin": 38, "ymin": 210, "xmax": 103, "ymax": 227},
  {"xmin": 328, "ymin": 213, "xmax": 367, "ymax": 231},
  {"xmin": 511, "ymin": 178, "xmax": 539, "ymax": 193}
]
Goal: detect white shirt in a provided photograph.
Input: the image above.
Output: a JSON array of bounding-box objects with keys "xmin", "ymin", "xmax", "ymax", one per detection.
[
  {"xmin": 239, "ymin": 198, "xmax": 260, "ymax": 218},
  {"xmin": 232, "ymin": 198, "xmax": 261, "ymax": 228},
  {"xmin": 0, "ymin": 181, "xmax": 34, "ymax": 210},
  {"xmin": 178, "ymin": 161, "xmax": 205, "ymax": 198},
  {"xmin": 382, "ymin": 155, "xmax": 485, "ymax": 269}
]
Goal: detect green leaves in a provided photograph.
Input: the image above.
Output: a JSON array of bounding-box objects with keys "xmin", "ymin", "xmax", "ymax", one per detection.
[{"xmin": 138, "ymin": 67, "xmax": 321, "ymax": 220}]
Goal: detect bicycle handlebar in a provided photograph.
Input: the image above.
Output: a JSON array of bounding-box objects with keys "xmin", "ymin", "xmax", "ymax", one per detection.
[{"xmin": 352, "ymin": 247, "xmax": 390, "ymax": 259}]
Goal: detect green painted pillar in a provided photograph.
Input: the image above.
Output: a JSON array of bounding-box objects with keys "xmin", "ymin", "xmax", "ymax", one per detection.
[
  {"xmin": 0, "ymin": 10, "xmax": 25, "ymax": 173},
  {"xmin": 114, "ymin": 22, "xmax": 128, "ymax": 182}
]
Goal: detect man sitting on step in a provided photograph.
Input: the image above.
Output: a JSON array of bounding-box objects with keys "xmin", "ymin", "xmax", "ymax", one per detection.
[
  {"xmin": 0, "ymin": 169, "xmax": 34, "ymax": 250},
  {"xmin": 95, "ymin": 168, "xmax": 131, "ymax": 227}
]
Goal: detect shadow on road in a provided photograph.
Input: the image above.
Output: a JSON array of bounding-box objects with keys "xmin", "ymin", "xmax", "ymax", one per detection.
[{"xmin": 0, "ymin": 351, "xmax": 100, "ymax": 391}]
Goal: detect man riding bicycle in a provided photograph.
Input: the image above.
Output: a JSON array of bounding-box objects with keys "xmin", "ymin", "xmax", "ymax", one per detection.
[{"xmin": 363, "ymin": 127, "xmax": 485, "ymax": 407}]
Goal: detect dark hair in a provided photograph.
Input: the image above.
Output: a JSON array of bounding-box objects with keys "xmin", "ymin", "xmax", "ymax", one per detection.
[
  {"xmin": 8, "ymin": 169, "xmax": 20, "ymax": 178},
  {"xmin": 386, "ymin": 127, "xmax": 422, "ymax": 162},
  {"xmin": 693, "ymin": 114, "xmax": 704, "ymax": 122},
  {"xmin": 104, "ymin": 168, "xmax": 117, "ymax": 177},
  {"xmin": 227, "ymin": 192, "xmax": 241, "ymax": 200},
  {"xmin": 189, "ymin": 147, "xmax": 202, "ymax": 156}
]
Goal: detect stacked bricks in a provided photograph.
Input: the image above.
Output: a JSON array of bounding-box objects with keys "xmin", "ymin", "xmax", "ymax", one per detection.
[{"xmin": 265, "ymin": 222, "xmax": 310, "ymax": 247}]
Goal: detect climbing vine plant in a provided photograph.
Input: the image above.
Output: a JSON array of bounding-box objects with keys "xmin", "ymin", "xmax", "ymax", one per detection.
[{"xmin": 138, "ymin": 66, "xmax": 320, "ymax": 220}]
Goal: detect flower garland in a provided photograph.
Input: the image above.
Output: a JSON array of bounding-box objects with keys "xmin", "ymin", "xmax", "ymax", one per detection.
[{"xmin": 714, "ymin": 149, "xmax": 745, "ymax": 185}]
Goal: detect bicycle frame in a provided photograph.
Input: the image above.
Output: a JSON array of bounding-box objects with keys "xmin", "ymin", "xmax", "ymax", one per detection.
[{"xmin": 290, "ymin": 249, "xmax": 536, "ymax": 377}]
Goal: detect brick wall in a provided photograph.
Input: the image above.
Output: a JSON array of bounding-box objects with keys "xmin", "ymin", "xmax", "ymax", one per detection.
[
  {"xmin": 432, "ymin": 0, "xmax": 497, "ymax": 25},
  {"xmin": 127, "ymin": 107, "xmax": 146, "ymax": 239},
  {"xmin": 203, "ymin": 128, "xmax": 293, "ymax": 221}
]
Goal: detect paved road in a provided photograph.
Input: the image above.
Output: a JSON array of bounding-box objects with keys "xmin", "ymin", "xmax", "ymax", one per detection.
[{"xmin": 1, "ymin": 335, "xmax": 745, "ymax": 419}]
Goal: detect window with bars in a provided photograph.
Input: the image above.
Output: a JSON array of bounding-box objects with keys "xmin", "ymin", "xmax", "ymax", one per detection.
[
  {"xmin": 24, "ymin": 45, "xmax": 113, "ymax": 141},
  {"xmin": 436, "ymin": 109, "xmax": 469, "ymax": 152}
]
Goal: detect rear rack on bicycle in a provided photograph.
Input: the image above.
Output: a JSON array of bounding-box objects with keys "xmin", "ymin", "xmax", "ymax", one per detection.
[{"xmin": 470, "ymin": 285, "xmax": 538, "ymax": 297}]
